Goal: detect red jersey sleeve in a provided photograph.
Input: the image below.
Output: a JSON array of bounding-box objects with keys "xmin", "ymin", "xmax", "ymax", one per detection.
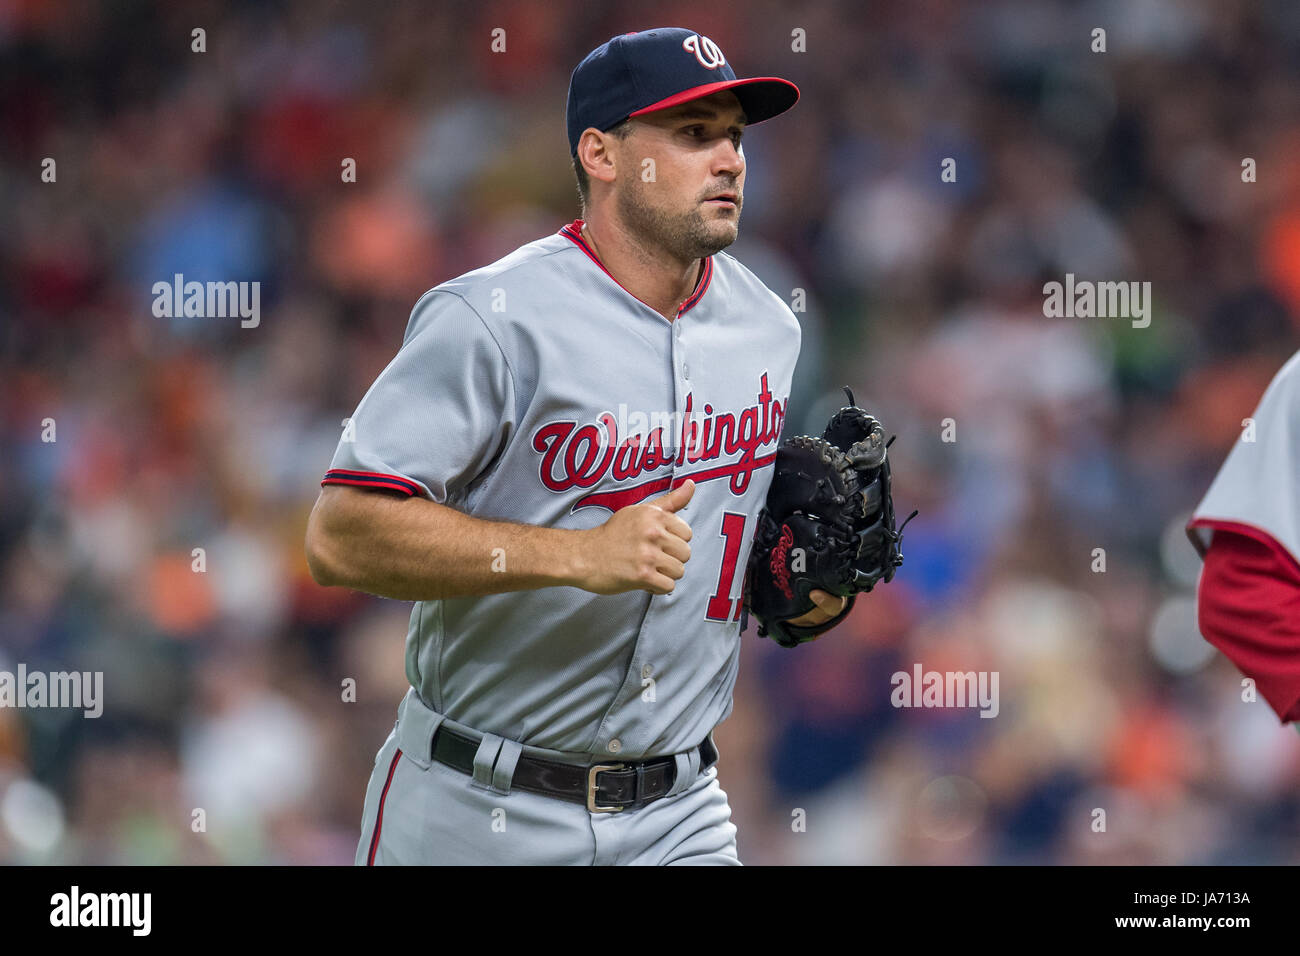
[{"xmin": 1197, "ymin": 524, "xmax": 1300, "ymax": 724}]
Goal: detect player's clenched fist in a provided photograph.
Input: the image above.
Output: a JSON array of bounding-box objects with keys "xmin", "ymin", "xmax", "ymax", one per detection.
[{"xmin": 576, "ymin": 479, "xmax": 695, "ymax": 595}]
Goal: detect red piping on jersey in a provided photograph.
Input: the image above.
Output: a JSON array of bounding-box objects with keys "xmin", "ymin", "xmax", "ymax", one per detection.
[
  {"xmin": 366, "ymin": 748, "xmax": 403, "ymax": 866},
  {"xmin": 322, "ymin": 469, "xmax": 421, "ymax": 496},
  {"xmin": 559, "ymin": 219, "xmax": 712, "ymax": 321}
]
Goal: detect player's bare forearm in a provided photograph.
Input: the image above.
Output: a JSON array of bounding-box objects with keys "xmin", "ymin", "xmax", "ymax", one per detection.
[
  {"xmin": 305, "ymin": 485, "xmax": 587, "ymax": 601},
  {"xmin": 306, "ymin": 479, "xmax": 698, "ymax": 602}
]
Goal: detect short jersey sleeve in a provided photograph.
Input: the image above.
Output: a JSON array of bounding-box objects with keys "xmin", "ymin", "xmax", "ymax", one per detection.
[
  {"xmin": 322, "ymin": 289, "xmax": 516, "ymax": 505},
  {"xmin": 1186, "ymin": 350, "xmax": 1300, "ymax": 564}
]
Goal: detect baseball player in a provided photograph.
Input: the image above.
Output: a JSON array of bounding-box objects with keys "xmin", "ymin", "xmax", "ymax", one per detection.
[
  {"xmin": 305, "ymin": 28, "xmax": 854, "ymax": 865},
  {"xmin": 1187, "ymin": 349, "xmax": 1300, "ymax": 729}
]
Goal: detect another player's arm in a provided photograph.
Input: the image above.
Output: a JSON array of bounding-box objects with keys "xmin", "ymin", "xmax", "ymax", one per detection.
[
  {"xmin": 1197, "ymin": 527, "xmax": 1300, "ymax": 724},
  {"xmin": 304, "ymin": 480, "xmax": 697, "ymax": 602}
]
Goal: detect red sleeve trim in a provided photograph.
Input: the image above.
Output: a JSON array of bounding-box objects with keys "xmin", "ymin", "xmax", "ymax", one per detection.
[
  {"xmin": 322, "ymin": 469, "xmax": 422, "ymax": 497},
  {"xmin": 1187, "ymin": 517, "xmax": 1300, "ymax": 576},
  {"xmin": 1197, "ymin": 526, "xmax": 1300, "ymax": 724}
]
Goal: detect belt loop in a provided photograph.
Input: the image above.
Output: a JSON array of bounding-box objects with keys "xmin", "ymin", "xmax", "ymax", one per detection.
[
  {"xmin": 491, "ymin": 739, "xmax": 523, "ymax": 793},
  {"xmin": 397, "ymin": 688, "xmax": 446, "ymax": 769},
  {"xmin": 472, "ymin": 733, "xmax": 505, "ymax": 790},
  {"xmin": 667, "ymin": 748, "xmax": 699, "ymax": 797},
  {"xmin": 634, "ymin": 763, "xmax": 648, "ymax": 804}
]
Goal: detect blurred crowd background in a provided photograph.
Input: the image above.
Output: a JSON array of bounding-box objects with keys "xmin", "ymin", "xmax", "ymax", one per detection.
[{"xmin": 2, "ymin": 0, "xmax": 1299, "ymax": 865}]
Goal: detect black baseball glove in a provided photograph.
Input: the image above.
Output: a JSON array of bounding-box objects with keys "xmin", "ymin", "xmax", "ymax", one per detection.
[{"xmin": 741, "ymin": 387, "xmax": 915, "ymax": 648}]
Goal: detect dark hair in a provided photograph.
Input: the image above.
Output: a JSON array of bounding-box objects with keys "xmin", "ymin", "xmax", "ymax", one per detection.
[{"xmin": 572, "ymin": 119, "xmax": 632, "ymax": 211}]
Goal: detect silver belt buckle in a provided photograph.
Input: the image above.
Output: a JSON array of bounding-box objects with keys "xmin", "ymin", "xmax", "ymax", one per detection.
[{"xmin": 587, "ymin": 763, "xmax": 627, "ymax": 813}]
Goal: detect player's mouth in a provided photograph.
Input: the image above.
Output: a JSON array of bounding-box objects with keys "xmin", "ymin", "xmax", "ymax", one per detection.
[{"xmin": 704, "ymin": 192, "xmax": 739, "ymax": 209}]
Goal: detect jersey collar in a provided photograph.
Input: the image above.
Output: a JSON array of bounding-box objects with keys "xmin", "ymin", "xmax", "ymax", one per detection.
[{"xmin": 559, "ymin": 219, "xmax": 713, "ymax": 321}]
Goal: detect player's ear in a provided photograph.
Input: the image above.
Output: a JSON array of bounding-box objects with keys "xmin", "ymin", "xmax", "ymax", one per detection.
[{"xmin": 577, "ymin": 128, "xmax": 619, "ymax": 188}]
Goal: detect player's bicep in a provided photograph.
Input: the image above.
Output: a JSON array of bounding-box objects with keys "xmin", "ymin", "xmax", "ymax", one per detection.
[{"xmin": 323, "ymin": 290, "xmax": 517, "ymax": 505}]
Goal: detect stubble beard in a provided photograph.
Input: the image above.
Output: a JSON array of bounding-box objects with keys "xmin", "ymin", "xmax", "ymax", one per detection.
[{"xmin": 616, "ymin": 179, "xmax": 740, "ymax": 262}]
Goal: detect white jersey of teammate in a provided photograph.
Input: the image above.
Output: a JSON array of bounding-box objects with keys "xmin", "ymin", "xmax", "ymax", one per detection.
[
  {"xmin": 1188, "ymin": 349, "xmax": 1300, "ymax": 566},
  {"xmin": 1187, "ymin": 348, "xmax": 1300, "ymax": 729},
  {"xmin": 322, "ymin": 218, "xmax": 801, "ymax": 762}
]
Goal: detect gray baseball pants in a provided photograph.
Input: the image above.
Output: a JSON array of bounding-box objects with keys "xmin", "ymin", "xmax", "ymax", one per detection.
[{"xmin": 355, "ymin": 689, "xmax": 741, "ymax": 865}]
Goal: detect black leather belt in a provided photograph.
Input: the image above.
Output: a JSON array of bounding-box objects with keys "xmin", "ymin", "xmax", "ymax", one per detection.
[{"xmin": 431, "ymin": 726, "xmax": 718, "ymax": 813}]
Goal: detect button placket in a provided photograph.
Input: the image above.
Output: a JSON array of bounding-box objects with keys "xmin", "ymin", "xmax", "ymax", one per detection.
[{"xmin": 670, "ymin": 317, "xmax": 691, "ymax": 520}]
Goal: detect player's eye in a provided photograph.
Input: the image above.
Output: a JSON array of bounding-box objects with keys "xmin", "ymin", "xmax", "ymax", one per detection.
[{"xmin": 679, "ymin": 125, "xmax": 743, "ymax": 150}]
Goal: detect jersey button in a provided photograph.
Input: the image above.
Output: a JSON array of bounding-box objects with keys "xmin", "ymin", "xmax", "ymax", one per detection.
[
  {"xmin": 641, "ymin": 663, "xmax": 653, "ymax": 678},
  {"xmin": 607, "ymin": 739, "xmax": 622, "ymax": 754},
  {"xmin": 683, "ymin": 363, "xmax": 690, "ymax": 379}
]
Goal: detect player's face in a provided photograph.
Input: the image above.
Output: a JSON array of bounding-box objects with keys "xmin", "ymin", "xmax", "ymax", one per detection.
[{"xmin": 615, "ymin": 91, "xmax": 747, "ymax": 261}]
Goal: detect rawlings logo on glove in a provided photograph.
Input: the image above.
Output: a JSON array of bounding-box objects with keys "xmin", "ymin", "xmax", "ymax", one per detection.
[
  {"xmin": 741, "ymin": 387, "xmax": 916, "ymax": 648},
  {"xmin": 770, "ymin": 525, "xmax": 795, "ymax": 599}
]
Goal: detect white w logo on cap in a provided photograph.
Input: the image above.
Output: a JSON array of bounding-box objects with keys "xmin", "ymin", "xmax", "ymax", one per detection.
[{"xmin": 682, "ymin": 34, "xmax": 726, "ymax": 69}]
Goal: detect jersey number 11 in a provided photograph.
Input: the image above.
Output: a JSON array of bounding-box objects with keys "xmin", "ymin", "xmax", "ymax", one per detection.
[{"xmin": 706, "ymin": 511, "xmax": 749, "ymax": 623}]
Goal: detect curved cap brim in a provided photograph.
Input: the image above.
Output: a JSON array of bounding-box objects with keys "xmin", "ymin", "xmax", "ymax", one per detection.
[{"xmin": 627, "ymin": 77, "xmax": 800, "ymax": 126}]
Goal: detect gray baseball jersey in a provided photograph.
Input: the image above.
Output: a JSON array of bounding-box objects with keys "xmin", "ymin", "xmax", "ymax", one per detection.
[
  {"xmin": 323, "ymin": 218, "xmax": 801, "ymax": 761},
  {"xmin": 1187, "ymin": 348, "xmax": 1300, "ymax": 565}
]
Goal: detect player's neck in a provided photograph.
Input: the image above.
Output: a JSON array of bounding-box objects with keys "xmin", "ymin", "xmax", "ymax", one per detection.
[{"xmin": 582, "ymin": 218, "xmax": 702, "ymax": 322}]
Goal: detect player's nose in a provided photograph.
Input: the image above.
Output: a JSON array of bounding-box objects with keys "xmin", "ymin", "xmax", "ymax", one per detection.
[{"xmin": 711, "ymin": 140, "xmax": 744, "ymax": 177}]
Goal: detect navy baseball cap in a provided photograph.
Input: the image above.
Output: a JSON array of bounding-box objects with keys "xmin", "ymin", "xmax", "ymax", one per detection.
[{"xmin": 566, "ymin": 28, "xmax": 799, "ymax": 156}]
